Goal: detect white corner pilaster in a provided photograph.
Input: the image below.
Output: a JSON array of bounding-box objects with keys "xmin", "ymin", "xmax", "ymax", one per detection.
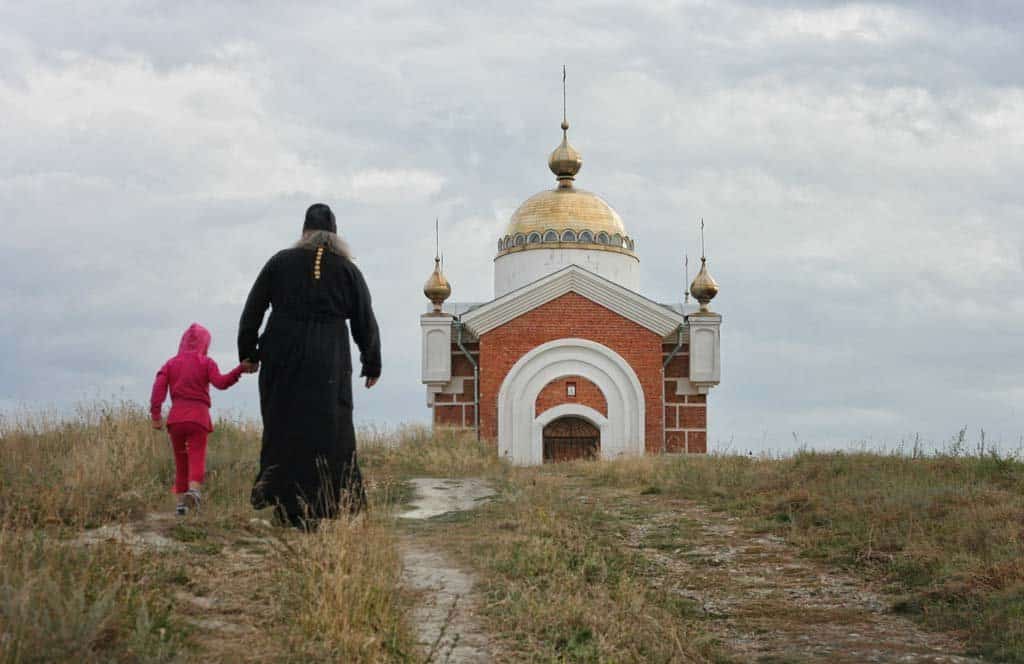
[
  {"xmin": 421, "ymin": 313, "xmax": 453, "ymax": 385},
  {"xmin": 687, "ymin": 312, "xmax": 722, "ymax": 391}
]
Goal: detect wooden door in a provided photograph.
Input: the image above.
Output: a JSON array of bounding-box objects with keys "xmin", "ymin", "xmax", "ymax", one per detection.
[{"xmin": 543, "ymin": 416, "xmax": 599, "ymax": 463}]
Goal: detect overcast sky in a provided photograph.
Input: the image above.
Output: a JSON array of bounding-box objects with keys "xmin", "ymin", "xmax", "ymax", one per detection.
[{"xmin": 2, "ymin": 1, "xmax": 1021, "ymax": 452}]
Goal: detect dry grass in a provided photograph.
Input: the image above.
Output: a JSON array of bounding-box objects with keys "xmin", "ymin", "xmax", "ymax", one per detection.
[
  {"xmin": 380, "ymin": 433, "xmax": 1023, "ymax": 661},
  {"xmin": 0, "ymin": 403, "xmax": 414, "ymax": 663},
  {"xmin": 0, "ymin": 532, "xmax": 184, "ymax": 663},
  {"xmin": 360, "ymin": 424, "xmax": 505, "ymax": 478},
  {"xmin": 416, "ymin": 472, "xmax": 717, "ymax": 663},
  {"xmin": 270, "ymin": 517, "xmax": 412, "ymax": 662},
  {"xmin": 5, "ymin": 406, "xmax": 1021, "ymax": 662},
  {"xmin": 0, "ymin": 402, "xmax": 177, "ymax": 528},
  {"xmin": 379, "ymin": 434, "xmax": 719, "ymax": 662},
  {"xmin": 570, "ymin": 448, "xmax": 1024, "ymax": 661}
]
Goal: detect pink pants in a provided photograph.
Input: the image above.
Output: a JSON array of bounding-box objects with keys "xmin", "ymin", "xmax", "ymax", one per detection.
[{"xmin": 167, "ymin": 422, "xmax": 209, "ymax": 494}]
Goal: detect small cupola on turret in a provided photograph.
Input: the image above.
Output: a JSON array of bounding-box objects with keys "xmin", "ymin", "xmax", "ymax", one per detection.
[
  {"xmin": 689, "ymin": 219, "xmax": 719, "ymax": 314},
  {"xmin": 423, "ymin": 257, "xmax": 451, "ymax": 314},
  {"xmin": 687, "ymin": 220, "xmax": 722, "ymax": 394},
  {"xmin": 423, "ymin": 219, "xmax": 452, "ymax": 313},
  {"xmin": 690, "ymin": 257, "xmax": 719, "ymax": 313},
  {"xmin": 421, "ymin": 220, "xmax": 454, "ymax": 387}
]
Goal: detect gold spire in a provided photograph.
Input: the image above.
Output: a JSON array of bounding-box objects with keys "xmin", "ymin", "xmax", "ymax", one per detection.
[
  {"xmin": 548, "ymin": 65, "xmax": 582, "ymax": 187},
  {"xmin": 423, "ymin": 219, "xmax": 451, "ymax": 313},
  {"xmin": 689, "ymin": 220, "xmax": 718, "ymax": 313},
  {"xmin": 684, "ymin": 254, "xmax": 690, "ymax": 304}
]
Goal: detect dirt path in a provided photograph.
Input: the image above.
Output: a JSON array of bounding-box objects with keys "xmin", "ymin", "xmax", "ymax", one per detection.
[
  {"xmin": 615, "ymin": 493, "xmax": 982, "ymax": 663},
  {"xmin": 170, "ymin": 521, "xmax": 279, "ymax": 660},
  {"xmin": 77, "ymin": 512, "xmax": 284, "ymax": 661},
  {"xmin": 399, "ymin": 478, "xmax": 496, "ymax": 663},
  {"xmin": 76, "ymin": 480, "xmax": 982, "ymax": 662}
]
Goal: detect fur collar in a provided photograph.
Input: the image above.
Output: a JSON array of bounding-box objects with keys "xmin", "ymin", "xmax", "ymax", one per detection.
[{"xmin": 294, "ymin": 230, "xmax": 352, "ymax": 258}]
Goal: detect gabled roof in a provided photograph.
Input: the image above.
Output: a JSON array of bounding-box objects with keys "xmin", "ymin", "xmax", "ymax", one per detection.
[{"xmin": 460, "ymin": 265, "xmax": 685, "ymax": 337}]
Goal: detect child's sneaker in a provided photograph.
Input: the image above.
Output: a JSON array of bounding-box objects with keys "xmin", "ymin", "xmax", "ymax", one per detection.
[
  {"xmin": 175, "ymin": 502, "xmax": 188, "ymax": 517},
  {"xmin": 184, "ymin": 488, "xmax": 201, "ymax": 513}
]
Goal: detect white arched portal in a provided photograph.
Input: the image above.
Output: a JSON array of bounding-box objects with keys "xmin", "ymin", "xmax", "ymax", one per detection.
[{"xmin": 497, "ymin": 338, "xmax": 645, "ymax": 465}]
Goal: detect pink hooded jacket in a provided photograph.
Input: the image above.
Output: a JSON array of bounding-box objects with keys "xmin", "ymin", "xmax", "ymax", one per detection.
[{"xmin": 150, "ymin": 323, "xmax": 244, "ymax": 431}]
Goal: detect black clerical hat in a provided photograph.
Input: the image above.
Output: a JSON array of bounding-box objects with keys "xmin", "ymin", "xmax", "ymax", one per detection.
[{"xmin": 303, "ymin": 203, "xmax": 337, "ymax": 233}]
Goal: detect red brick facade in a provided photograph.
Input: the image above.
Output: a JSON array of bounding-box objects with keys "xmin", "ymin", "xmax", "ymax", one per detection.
[
  {"xmin": 430, "ymin": 294, "xmax": 709, "ymax": 455},
  {"xmin": 535, "ymin": 375, "xmax": 608, "ymax": 418},
  {"xmin": 478, "ymin": 292, "xmax": 665, "ymax": 453},
  {"xmin": 663, "ymin": 342, "xmax": 707, "ymax": 453},
  {"xmin": 432, "ymin": 341, "xmax": 477, "ymax": 429}
]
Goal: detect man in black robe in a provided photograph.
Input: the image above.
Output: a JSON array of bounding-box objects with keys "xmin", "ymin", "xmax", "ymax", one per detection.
[{"xmin": 238, "ymin": 203, "xmax": 381, "ymax": 529}]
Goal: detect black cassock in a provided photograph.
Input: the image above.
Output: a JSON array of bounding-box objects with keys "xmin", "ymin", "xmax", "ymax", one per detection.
[{"xmin": 238, "ymin": 244, "xmax": 381, "ymax": 525}]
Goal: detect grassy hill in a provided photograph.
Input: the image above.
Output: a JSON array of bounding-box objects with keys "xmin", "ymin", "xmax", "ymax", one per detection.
[{"xmin": 1, "ymin": 404, "xmax": 1021, "ymax": 662}]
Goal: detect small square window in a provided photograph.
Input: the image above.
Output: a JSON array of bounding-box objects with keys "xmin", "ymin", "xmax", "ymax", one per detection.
[{"xmin": 566, "ymin": 382, "xmax": 577, "ymax": 397}]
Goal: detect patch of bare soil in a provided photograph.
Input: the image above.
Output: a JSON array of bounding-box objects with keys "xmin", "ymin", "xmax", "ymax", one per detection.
[
  {"xmin": 75, "ymin": 512, "xmax": 182, "ymax": 551},
  {"xmin": 77, "ymin": 511, "xmax": 285, "ymax": 661},
  {"xmin": 172, "ymin": 529, "xmax": 280, "ymax": 661},
  {"xmin": 399, "ymin": 478, "xmax": 496, "ymax": 663},
  {"xmin": 401, "ymin": 541, "xmax": 493, "ymax": 663},
  {"xmin": 618, "ymin": 495, "xmax": 982, "ymax": 663},
  {"xmin": 402, "ymin": 478, "xmax": 496, "ymax": 520}
]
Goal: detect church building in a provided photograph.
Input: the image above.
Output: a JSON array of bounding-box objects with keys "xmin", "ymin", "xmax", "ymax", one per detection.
[{"xmin": 420, "ymin": 111, "xmax": 722, "ymax": 465}]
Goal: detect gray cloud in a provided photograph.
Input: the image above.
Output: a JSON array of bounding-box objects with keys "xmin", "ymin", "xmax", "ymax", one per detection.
[{"xmin": 1, "ymin": 1, "xmax": 1021, "ymax": 452}]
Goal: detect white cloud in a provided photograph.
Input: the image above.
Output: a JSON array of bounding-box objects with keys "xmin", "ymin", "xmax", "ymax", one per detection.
[
  {"xmin": 0, "ymin": 1, "xmax": 1021, "ymax": 451},
  {"xmin": 757, "ymin": 4, "xmax": 929, "ymax": 44},
  {"xmin": 347, "ymin": 168, "xmax": 445, "ymax": 203}
]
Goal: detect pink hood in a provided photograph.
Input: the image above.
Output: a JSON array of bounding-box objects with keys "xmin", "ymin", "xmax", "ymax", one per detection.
[
  {"xmin": 151, "ymin": 322, "xmax": 243, "ymax": 430},
  {"xmin": 177, "ymin": 323, "xmax": 211, "ymax": 357}
]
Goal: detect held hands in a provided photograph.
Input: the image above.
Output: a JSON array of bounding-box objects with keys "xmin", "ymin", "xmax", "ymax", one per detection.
[{"xmin": 241, "ymin": 359, "xmax": 259, "ymax": 374}]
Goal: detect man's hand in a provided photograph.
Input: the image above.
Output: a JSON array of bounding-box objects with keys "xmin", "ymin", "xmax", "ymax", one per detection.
[
  {"xmin": 365, "ymin": 376, "xmax": 379, "ymax": 389},
  {"xmin": 241, "ymin": 359, "xmax": 259, "ymax": 374},
  {"xmin": 152, "ymin": 419, "xmax": 164, "ymax": 430}
]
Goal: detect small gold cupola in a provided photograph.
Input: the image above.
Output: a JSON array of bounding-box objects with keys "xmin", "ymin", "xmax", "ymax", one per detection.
[
  {"xmin": 690, "ymin": 257, "xmax": 719, "ymax": 313},
  {"xmin": 423, "ymin": 219, "xmax": 451, "ymax": 313},
  {"xmin": 423, "ymin": 256, "xmax": 451, "ymax": 313},
  {"xmin": 689, "ymin": 220, "xmax": 718, "ymax": 313}
]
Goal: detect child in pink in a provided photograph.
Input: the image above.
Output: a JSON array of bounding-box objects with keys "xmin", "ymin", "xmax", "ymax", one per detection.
[{"xmin": 150, "ymin": 323, "xmax": 251, "ymax": 515}]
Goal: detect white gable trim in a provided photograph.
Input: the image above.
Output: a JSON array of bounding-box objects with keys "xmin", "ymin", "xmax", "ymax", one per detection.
[{"xmin": 461, "ymin": 265, "xmax": 684, "ymax": 337}]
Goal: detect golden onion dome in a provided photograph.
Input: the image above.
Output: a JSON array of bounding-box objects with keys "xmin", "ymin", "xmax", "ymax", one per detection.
[
  {"xmin": 689, "ymin": 257, "xmax": 719, "ymax": 313},
  {"xmin": 423, "ymin": 257, "xmax": 451, "ymax": 313},
  {"xmin": 498, "ymin": 120, "xmax": 635, "ymax": 259}
]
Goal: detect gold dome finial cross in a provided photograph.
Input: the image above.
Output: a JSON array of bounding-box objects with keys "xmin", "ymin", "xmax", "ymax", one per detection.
[
  {"xmin": 562, "ymin": 64, "xmax": 568, "ymax": 131},
  {"xmin": 684, "ymin": 254, "xmax": 690, "ymax": 304}
]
